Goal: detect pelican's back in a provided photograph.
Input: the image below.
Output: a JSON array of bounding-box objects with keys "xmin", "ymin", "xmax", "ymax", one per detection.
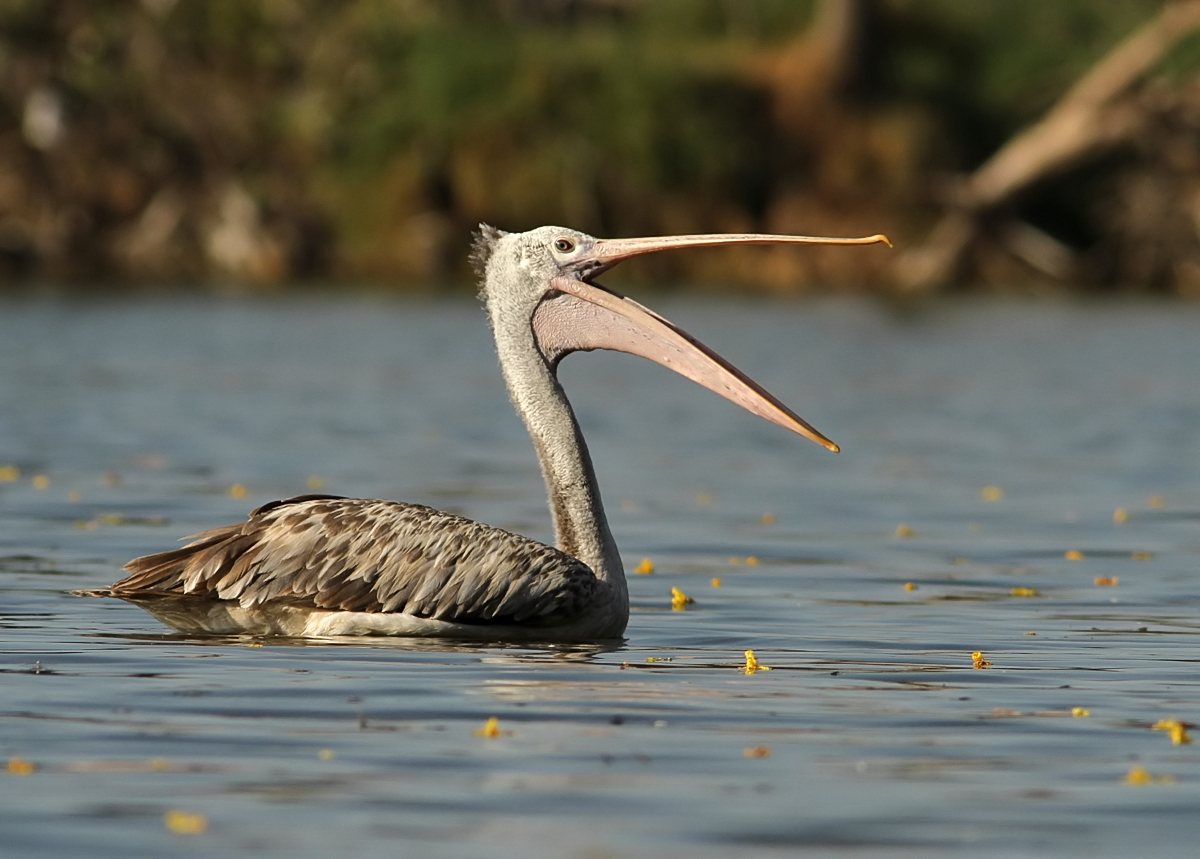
[{"xmin": 107, "ymin": 495, "xmax": 602, "ymax": 628}]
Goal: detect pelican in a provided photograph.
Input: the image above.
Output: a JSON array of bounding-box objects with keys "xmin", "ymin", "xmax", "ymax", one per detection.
[{"xmin": 80, "ymin": 225, "xmax": 888, "ymax": 641}]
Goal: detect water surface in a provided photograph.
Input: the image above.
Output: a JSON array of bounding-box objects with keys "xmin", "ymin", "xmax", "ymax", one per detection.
[{"xmin": 2, "ymin": 295, "xmax": 1199, "ymax": 857}]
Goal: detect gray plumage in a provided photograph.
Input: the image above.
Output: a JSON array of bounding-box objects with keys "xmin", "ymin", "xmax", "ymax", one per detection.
[{"xmin": 112, "ymin": 495, "xmax": 598, "ymax": 627}]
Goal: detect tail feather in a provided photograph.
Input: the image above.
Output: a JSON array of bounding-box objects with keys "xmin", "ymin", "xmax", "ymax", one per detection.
[{"xmin": 113, "ymin": 525, "xmax": 244, "ymax": 594}]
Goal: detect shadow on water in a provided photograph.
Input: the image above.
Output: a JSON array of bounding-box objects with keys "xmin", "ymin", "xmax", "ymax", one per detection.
[{"xmin": 80, "ymin": 627, "xmax": 623, "ymax": 662}]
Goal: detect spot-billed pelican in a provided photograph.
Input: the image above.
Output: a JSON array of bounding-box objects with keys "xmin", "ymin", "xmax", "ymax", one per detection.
[{"xmin": 80, "ymin": 225, "xmax": 888, "ymax": 640}]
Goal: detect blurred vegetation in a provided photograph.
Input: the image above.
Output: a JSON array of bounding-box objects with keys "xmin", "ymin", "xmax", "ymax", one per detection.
[{"xmin": 1, "ymin": 0, "xmax": 1198, "ymax": 292}]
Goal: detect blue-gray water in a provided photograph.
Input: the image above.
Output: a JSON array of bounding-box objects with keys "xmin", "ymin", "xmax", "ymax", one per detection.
[{"xmin": 2, "ymin": 294, "xmax": 1199, "ymax": 858}]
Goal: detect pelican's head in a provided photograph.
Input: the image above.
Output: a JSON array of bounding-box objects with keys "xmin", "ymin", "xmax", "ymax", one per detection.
[
  {"xmin": 472, "ymin": 224, "xmax": 891, "ymax": 452},
  {"xmin": 472, "ymin": 225, "xmax": 605, "ymax": 299}
]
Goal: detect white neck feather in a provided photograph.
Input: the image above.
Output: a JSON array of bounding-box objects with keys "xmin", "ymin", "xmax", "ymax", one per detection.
[{"xmin": 490, "ymin": 312, "xmax": 627, "ymax": 605}]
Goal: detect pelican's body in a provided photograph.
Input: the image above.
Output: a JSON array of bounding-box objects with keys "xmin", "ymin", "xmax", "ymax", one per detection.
[
  {"xmin": 118, "ymin": 497, "xmax": 620, "ymax": 640},
  {"xmin": 83, "ymin": 224, "xmax": 887, "ymax": 641}
]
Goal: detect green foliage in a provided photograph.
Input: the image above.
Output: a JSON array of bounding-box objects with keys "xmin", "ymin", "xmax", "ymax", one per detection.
[
  {"xmin": 2, "ymin": 0, "xmax": 1197, "ymax": 286},
  {"xmin": 906, "ymin": 0, "xmax": 1167, "ymax": 120}
]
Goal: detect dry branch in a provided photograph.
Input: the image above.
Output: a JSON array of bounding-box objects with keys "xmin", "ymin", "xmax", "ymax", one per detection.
[{"xmin": 898, "ymin": 0, "xmax": 1200, "ymax": 291}]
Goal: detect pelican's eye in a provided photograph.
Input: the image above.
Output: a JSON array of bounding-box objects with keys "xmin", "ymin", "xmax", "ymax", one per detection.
[{"xmin": 552, "ymin": 237, "xmax": 576, "ymax": 254}]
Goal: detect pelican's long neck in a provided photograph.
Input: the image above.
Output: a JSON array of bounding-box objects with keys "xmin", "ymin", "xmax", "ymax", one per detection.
[{"xmin": 490, "ymin": 309, "xmax": 626, "ymax": 602}]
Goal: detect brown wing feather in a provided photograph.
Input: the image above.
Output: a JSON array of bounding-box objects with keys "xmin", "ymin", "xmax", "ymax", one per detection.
[{"xmin": 112, "ymin": 496, "xmax": 599, "ymax": 626}]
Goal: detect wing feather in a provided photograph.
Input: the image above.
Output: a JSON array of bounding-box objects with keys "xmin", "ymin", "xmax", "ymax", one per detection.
[{"xmin": 113, "ymin": 496, "xmax": 599, "ymax": 626}]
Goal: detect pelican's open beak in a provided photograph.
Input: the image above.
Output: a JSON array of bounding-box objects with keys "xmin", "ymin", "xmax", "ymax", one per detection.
[{"xmin": 534, "ymin": 231, "xmax": 891, "ymax": 453}]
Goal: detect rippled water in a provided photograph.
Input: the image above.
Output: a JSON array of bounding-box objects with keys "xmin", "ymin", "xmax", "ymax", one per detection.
[{"xmin": 2, "ymin": 294, "xmax": 1199, "ymax": 858}]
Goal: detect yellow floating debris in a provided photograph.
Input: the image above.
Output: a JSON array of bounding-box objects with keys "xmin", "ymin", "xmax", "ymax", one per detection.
[
  {"xmin": 7, "ymin": 757, "xmax": 34, "ymax": 776},
  {"xmin": 307, "ymin": 476, "xmax": 325, "ymax": 490},
  {"xmin": 633, "ymin": 558, "xmax": 654, "ymax": 575},
  {"xmin": 1148, "ymin": 495, "xmax": 1165, "ymax": 508},
  {"xmin": 1113, "ymin": 508, "xmax": 1128, "ymax": 523},
  {"xmin": 1010, "ymin": 587, "xmax": 1039, "ymax": 597},
  {"xmin": 894, "ymin": 524, "xmax": 914, "ymax": 538},
  {"xmin": 760, "ymin": 513, "xmax": 775, "ymax": 525},
  {"xmin": 1151, "ymin": 718, "xmax": 1193, "ymax": 746},
  {"xmin": 473, "ymin": 716, "xmax": 504, "ymax": 738},
  {"xmin": 229, "ymin": 483, "xmax": 247, "ymax": 499},
  {"xmin": 646, "ymin": 656, "xmax": 672, "ymax": 663},
  {"xmin": 971, "ymin": 651, "xmax": 992, "ymax": 669},
  {"xmin": 317, "ymin": 749, "xmax": 335, "ymax": 760},
  {"xmin": 1094, "ymin": 576, "xmax": 1119, "ymax": 586},
  {"xmin": 670, "ymin": 587, "xmax": 694, "ymax": 611},
  {"xmin": 32, "ymin": 474, "xmax": 50, "ymax": 490},
  {"xmin": 1125, "ymin": 766, "xmax": 1174, "ymax": 786},
  {"xmin": 980, "ymin": 485, "xmax": 1004, "ymax": 502},
  {"xmin": 0, "ymin": 465, "xmax": 19, "ymax": 482},
  {"xmin": 903, "ymin": 582, "xmax": 917, "ymax": 591},
  {"xmin": 744, "ymin": 556, "xmax": 759, "ymax": 566},
  {"xmin": 1131, "ymin": 552, "xmax": 1153, "ymax": 561},
  {"xmin": 1125, "ymin": 766, "xmax": 1153, "ymax": 785},
  {"xmin": 743, "ymin": 650, "xmax": 771, "ymax": 675},
  {"xmin": 67, "ymin": 489, "xmax": 81, "ymax": 503},
  {"xmin": 1064, "ymin": 550, "xmax": 1085, "ymax": 561},
  {"xmin": 695, "ymin": 492, "xmax": 712, "ymax": 507},
  {"xmin": 164, "ymin": 810, "xmax": 208, "ymax": 835},
  {"xmin": 710, "ymin": 577, "xmax": 722, "ymax": 587},
  {"xmin": 743, "ymin": 745, "xmax": 771, "ymax": 758},
  {"xmin": 1071, "ymin": 707, "xmax": 1090, "ymax": 717}
]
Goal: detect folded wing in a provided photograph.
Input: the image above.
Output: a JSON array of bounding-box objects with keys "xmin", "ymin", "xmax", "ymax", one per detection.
[{"xmin": 111, "ymin": 495, "xmax": 599, "ymax": 625}]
